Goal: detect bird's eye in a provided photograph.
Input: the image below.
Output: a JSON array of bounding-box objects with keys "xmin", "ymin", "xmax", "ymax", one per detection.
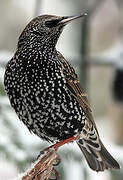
[{"xmin": 45, "ymin": 19, "xmax": 60, "ymax": 28}]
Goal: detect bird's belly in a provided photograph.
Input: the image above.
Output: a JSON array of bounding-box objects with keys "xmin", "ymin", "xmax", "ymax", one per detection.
[
  {"xmin": 17, "ymin": 88, "xmax": 86, "ymax": 142},
  {"xmin": 5, "ymin": 69, "xmax": 85, "ymax": 142}
]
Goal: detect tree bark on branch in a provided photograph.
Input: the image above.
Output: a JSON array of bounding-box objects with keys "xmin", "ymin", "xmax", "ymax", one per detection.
[{"xmin": 22, "ymin": 148, "xmax": 59, "ymax": 180}]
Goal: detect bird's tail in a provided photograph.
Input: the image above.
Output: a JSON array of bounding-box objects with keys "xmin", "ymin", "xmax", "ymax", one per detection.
[{"xmin": 77, "ymin": 139, "xmax": 120, "ymax": 172}]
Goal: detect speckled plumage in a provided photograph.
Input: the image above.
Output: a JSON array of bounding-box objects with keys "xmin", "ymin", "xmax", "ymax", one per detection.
[{"xmin": 4, "ymin": 14, "xmax": 120, "ymax": 172}]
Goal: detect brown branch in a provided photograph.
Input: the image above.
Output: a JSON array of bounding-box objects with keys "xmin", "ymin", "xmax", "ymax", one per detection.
[{"xmin": 22, "ymin": 148, "xmax": 60, "ymax": 180}]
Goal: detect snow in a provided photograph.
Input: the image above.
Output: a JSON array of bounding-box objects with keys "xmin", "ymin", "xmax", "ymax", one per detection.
[{"xmin": 0, "ymin": 161, "xmax": 17, "ymax": 180}]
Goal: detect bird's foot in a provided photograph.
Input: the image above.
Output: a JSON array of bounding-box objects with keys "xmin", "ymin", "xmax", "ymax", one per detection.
[
  {"xmin": 49, "ymin": 167, "xmax": 59, "ymax": 180},
  {"xmin": 36, "ymin": 135, "xmax": 79, "ymax": 179},
  {"xmin": 52, "ymin": 154, "xmax": 61, "ymax": 166}
]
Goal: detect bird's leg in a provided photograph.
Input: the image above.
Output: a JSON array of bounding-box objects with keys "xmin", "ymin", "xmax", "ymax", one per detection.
[
  {"xmin": 44, "ymin": 135, "xmax": 80, "ymax": 152},
  {"xmin": 38, "ymin": 135, "xmax": 80, "ymax": 161},
  {"xmin": 51, "ymin": 135, "xmax": 80, "ymax": 151}
]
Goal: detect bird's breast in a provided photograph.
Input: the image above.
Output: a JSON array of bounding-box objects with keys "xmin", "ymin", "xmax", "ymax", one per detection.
[{"xmin": 4, "ymin": 53, "xmax": 86, "ymax": 140}]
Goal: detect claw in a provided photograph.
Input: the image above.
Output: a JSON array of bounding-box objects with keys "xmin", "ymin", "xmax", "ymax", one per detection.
[
  {"xmin": 49, "ymin": 178, "xmax": 57, "ymax": 180},
  {"xmin": 53, "ymin": 154, "xmax": 61, "ymax": 166},
  {"xmin": 49, "ymin": 167, "xmax": 59, "ymax": 180},
  {"xmin": 37, "ymin": 148, "xmax": 46, "ymax": 160}
]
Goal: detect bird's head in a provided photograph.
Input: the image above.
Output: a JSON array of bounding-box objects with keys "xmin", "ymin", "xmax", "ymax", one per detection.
[{"xmin": 18, "ymin": 13, "xmax": 87, "ymax": 49}]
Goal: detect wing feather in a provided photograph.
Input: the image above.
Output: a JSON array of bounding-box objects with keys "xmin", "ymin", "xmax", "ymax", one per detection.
[
  {"xmin": 57, "ymin": 51, "xmax": 92, "ymax": 113},
  {"xmin": 57, "ymin": 52, "xmax": 120, "ymax": 171}
]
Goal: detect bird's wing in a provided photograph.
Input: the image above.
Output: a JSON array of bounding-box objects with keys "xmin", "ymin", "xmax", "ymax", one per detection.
[
  {"xmin": 57, "ymin": 52, "xmax": 92, "ymax": 113},
  {"xmin": 57, "ymin": 52, "xmax": 120, "ymax": 171}
]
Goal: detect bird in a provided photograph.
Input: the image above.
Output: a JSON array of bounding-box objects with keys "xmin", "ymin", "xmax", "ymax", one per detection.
[{"xmin": 4, "ymin": 12, "xmax": 120, "ymax": 172}]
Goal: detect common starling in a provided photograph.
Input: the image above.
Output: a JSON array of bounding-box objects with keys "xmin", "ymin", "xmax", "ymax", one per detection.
[{"xmin": 4, "ymin": 13, "xmax": 120, "ymax": 172}]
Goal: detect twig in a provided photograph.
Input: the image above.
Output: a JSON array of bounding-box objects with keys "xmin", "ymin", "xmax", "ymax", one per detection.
[{"xmin": 22, "ymin": 148, "xmax": 59, "ymax": 180}]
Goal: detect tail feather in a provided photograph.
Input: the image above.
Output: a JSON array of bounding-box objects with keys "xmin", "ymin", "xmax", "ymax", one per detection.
[{"xmin": 77, "ymin": 140, "xmax": 120, "ymax": 172}]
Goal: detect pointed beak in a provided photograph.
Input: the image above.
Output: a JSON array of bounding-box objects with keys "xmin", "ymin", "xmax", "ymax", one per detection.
[{"xmin": 60, "ymin": 12, "xmax": 87, "ymax": 25}]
